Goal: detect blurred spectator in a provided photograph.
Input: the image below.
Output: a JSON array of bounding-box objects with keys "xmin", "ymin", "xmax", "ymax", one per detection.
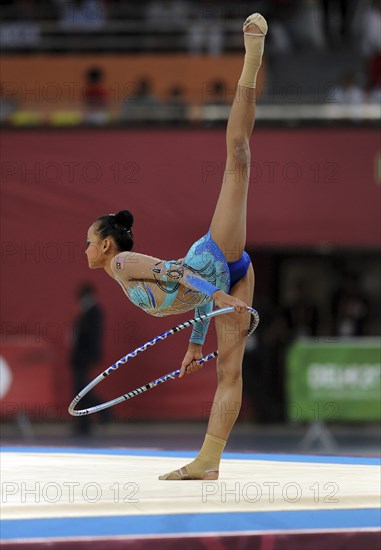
[
  {"xmin": 162, "ymin": 85, "xmax": 187, "ymax": 123},
  {"xmin": 330, "ymin": 73, "xmax": 365, "ymax": 118},
  {"xmin": 0, "ymin": 82, "xmax": 19, "ymax": 123},
  {"xmin": 203, "ymin": 79, "xmax": 228, "ymax": 105},
  {"xmin": 70, "ymin": 283, "xmax": 109, "ymax": 436},
  {"xmin": 296, "ymin": 0, "xmax": 325, "ymax": 50},
  {"xmin": 361, "ymin": 0, "xmax": 381, "ymax": 57},
  {"xmin": 266, "ymin": 0, "xmax": 303, "ymax": 53},
  {"xmin": 267, "ymin": 0, "xmax": 327, "ymax": 52},
  {"xmin": 123, "ymin": 78, "xmax": 159, "ymax": 106},
  {"xmin": 0, "ymin": 0, "xmax": 41, "ymax": 49},
  {"xmin": 200, "ymin": 79, "xmax": 230, "ymax": 127},
  {"xmin": 320, "ymin": 0, "xmax": 355, "ymax": 48},
  {"xmin": 187, "ymin": 0, "xmax": 224, "ymax": 55},
  {"xmin": 144, "ymin": 0, "xmax": 190, "ymax": 50},
  {"xmin": 331, "ymin": 272, "xmax": 370, "ymax": 337},
  {"xmin": 281, "ymin": 279, "xmax": 319, "ymax": 339},
  {"xmin": 83, "ymin": 66, "xmax": 109, "ymax": 125},
  {"xmin": 121, "ymin": 77, "xmax": 160, "ymax": 122},
  {"xmin": 145, "ymin": 0, "xmax": 190, "ymax": 26},
  {"xmin": 55, "ymin": 0, "xmax": 106, "ymax": 30},
  {"xmin": 331, "ymin": 73, "xmax": 364, "ymax": 102}
]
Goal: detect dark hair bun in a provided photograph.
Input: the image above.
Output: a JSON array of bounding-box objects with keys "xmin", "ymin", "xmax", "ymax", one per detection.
[
  {"xmin": 114, "ymin": 210, "xmax": 133, "ymax": 231},
  {"xmin": 95, "ymin": 210, "xmax": 134, "ymax": 252}
]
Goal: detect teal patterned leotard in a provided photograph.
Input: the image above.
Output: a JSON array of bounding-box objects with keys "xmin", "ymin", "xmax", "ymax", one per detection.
[{"xmin": 115, "ymin": 230, "xmax": 251, "ymax": 345}]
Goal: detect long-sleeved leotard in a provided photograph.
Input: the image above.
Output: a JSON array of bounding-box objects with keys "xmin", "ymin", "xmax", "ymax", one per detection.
[{"xmin": 112, "ymin": 230, "xmax": 251, "ymax": 345}]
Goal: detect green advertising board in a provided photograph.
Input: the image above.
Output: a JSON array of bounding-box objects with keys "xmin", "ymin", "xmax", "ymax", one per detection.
[{"xmin": 286, "ymin": 338, "xmax": 381, "ymax": 422}]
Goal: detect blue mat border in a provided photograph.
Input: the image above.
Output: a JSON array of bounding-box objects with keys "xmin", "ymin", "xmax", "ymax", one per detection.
[
  {"xmin": 0, "ymin": 446, "xmax": 379, "ymax": 465},
  {"xmin": 1, "ymin": 509, "xmax": 380, "ymax": 540}
]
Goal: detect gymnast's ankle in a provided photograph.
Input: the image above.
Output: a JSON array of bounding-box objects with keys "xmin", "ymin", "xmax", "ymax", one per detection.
[{"xmin": 159, "ymin": 433, "xmax": 226, "ymax": 480}]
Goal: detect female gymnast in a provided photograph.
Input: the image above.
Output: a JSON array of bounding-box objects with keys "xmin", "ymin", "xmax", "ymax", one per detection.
[{"xmin": 85, "ymin": 13, "xmax": 267, "ymax": 480}]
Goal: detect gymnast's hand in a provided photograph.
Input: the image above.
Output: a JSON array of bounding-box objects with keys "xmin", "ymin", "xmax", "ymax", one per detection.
[
  {"xmin": 212, "ymin": 290, "xmax": 248, "ymax": 313},
  {"xmin": 179, "ymin": 343, "xmax": 203, "ymax": 378}
]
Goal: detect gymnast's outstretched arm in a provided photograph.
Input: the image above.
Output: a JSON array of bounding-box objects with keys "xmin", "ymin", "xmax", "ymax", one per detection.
[{"xmin": 110, "ymin": 251, "xmax": 247, "ymax": 313}]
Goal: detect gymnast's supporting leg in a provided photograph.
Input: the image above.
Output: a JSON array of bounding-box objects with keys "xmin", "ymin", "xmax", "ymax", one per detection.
[
  {"xmin": 159, "ymin": 269, "xmax": 254, "ymax": 480},
  {"xmin": 159, "ymin": 13, "xmax": 266, "ymax": 481}
]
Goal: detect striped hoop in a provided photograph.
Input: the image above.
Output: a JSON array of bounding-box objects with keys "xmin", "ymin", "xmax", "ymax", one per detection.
[{"xmin": 68, "ymin": 306, "xmax": 259, "ymax": 416}]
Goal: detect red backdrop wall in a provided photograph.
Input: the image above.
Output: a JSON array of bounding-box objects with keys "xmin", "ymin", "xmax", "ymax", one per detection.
[{"xmin": 1, "ymin": 128, "xmax": 380, "ymax": 421}]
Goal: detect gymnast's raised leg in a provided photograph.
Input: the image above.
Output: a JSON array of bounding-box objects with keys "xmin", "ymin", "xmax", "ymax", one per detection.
[{"xmin": 159, "ymin": 13, "xmax": 267, "ymax": 480}]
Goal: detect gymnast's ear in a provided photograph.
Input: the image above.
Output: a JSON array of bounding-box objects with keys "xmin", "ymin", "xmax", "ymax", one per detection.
[{"xmin": 101, "ymin": 237, "xmax": 113, "ymax": 253}]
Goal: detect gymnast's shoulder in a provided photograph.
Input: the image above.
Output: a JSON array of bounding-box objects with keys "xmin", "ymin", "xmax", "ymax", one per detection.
[{"xmin": 110, "ymin": 251, "xmax": 162, "ymax": 281}]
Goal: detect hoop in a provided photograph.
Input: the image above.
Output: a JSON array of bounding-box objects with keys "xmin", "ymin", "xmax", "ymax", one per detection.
[{"xmin": 68, "ymin": 306, "xmax": 259, "ymax": 416}]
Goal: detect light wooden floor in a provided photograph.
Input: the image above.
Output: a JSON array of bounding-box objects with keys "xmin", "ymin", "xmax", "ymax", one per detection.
[{"xmin": 1, "ymin": 448, "xmax": 380, "ymax": 540}]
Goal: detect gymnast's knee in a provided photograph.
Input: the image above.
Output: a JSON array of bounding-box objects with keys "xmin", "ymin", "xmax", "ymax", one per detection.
[
  {"xmin": 216, "ymin": 360, "xmax": 242, "ymax": 385},
  {"xmin": 230, "ymin": 138, "xmax": 251, "ymax": 167}
]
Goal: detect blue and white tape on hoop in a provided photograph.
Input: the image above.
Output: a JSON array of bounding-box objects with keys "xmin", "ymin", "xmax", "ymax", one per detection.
[{"xmin": 68, "ymin": 306, "xmax": 259, "ymax": 416}]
